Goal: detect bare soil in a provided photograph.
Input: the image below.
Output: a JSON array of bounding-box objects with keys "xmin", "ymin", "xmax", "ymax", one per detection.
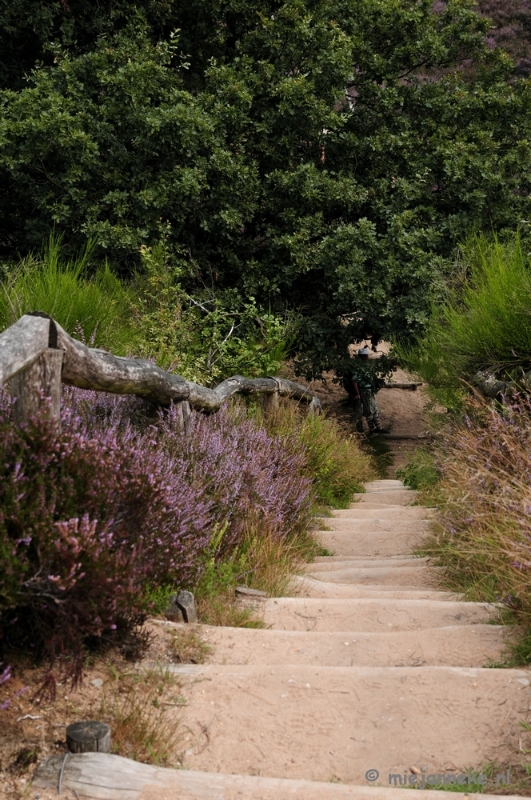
[{"xmin": 0, "ymin": 622, "xmax": 198, "ymax": 799}]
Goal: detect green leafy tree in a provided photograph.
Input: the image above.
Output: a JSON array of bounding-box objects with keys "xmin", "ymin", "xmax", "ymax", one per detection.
[{"xmin": 1, "ymin": 1, "xmax": 530, "ymax": 375}]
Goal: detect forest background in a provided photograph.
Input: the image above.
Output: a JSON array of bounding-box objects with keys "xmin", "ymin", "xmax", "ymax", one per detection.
[{"xmin": 2, "ymin": 0, "xmax": 531, "ymax": 379}]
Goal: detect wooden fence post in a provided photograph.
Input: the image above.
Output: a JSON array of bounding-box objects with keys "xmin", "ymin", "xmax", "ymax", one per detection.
[
  {"xmin": 173, "ymin": 399, "xmax": 191, "ymax": 432},
  {"xmin": 10, "ymin": 348, "xmax": 64, "ymax": 432},
  {"xmin": 261, "ymin": 390, "xmax": 279, "ymax": 417},
  {"xmin": 66, "ymin": 721, "xmax": 111, "ymax": 754}
]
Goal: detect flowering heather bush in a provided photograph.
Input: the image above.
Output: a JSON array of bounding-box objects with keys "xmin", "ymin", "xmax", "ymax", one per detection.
[
  {"xmin": 0, "ymin": 387, "xmax": 312, "ymax": 665},
  {"xmin": 159, "ymin": 404, "xmax": 312, "ymax": 556},
  {"xmin": 427, "ymin": 395, "xmax": 531, "ymax": 626},
  {"xmin": 0, "ymin": 664, "xmax": 11, "ymax": 710},
  {"xmin": 257, "ymin": 404, "xmax": 375, "ymax": 509}
]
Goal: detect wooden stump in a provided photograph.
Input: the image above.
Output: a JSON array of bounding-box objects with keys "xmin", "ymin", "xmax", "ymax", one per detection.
[
  {"xmin": 10, "ymin": 348, "xmax": 63, "ymax": 432},
  {"xmin": 164, "ymin": 594, "xmax": 184, "ymax": 623},
  {"xmin": 66, "ymin": 721, "xmax": 111, "ymax": 754}
]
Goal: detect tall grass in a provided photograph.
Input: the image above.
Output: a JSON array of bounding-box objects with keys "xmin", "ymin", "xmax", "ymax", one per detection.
[
  {"xmin": 422, "ymin": 396, "xmax": 531, "ymax": 643},
  {"xmin": 398, "ymin": 234, "xmax": 531, "ymax": 408},
  {"xmin": 0, "ymin": 235, "xmax": 136, "ymax": 353},
  {"xmin": 255, "ymin": 403, "xmax": 376, "ymax": 510},
  {"xmin": 98, "ymin": 665, "xmax": 182, "ymax": 765}
]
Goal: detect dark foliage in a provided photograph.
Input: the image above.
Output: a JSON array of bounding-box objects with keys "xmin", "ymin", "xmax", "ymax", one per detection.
[{"xmin": 0, "ymin": 1, "xmax": 530, "ymax": 375}]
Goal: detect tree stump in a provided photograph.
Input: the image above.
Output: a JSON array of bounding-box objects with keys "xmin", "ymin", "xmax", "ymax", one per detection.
[
  {"xmin": 164, "ymin": 594, "xmax": 184, "ymax": 623},
  {"xmin": 66, "ymin": 721, "xmax": 111, "ymax": 754}
]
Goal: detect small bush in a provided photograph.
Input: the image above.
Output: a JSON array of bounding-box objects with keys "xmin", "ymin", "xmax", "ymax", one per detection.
[{"xmin": 134, "ymin": 240, "xmax": 298, "ymax": 384}]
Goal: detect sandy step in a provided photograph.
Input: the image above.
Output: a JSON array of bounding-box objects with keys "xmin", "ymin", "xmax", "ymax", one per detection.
[
  {"xmin": 365, "ymin": 480, "xmax": 406, "ymax": 490},
  {"xmin": 291, "ymin": 576, "xmax": 458, "ymax": 600},
  {"xmin": 313, "ymin": 555, "xmax": 426, "ymax": 563},
  {"xmin": 353, "ymin": 491, "xmax": 417, "ymax": 506},
  {"xmin": 261, "ymin": 597, "xmax": 497, "ymax": 631},
  {"xmin": 33, "ymin": 752, "xmax": 526, "ymax": 800},
  {"xmin": 308, "ymin": 565, "xmax": 440, "ymax": 588},
  {"xmin": 171, "ymin": 664, "xmax": 531, "ymax": 783},
  {"xmin": 324, "ymin": 503, "xmax": 431, "ymax": 530},
  {"xmin": 315, "ymin": 529, "xmax": 428, "ymax": 557},
  {"xmin": 201, "ymin": 624, "xmax": 509, "ymax": 668},
  {"xmin": 306, "ymin": 557, "xmax": 429, "ymax": 570}
]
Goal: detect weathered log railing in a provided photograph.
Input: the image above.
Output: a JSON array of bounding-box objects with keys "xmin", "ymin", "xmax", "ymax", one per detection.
[
  {"xmin": 0, "ymin": 313, "xmax": 320, "ymax": 430},
  {"xmin": 472, "ymin": 368, "xmax": 531, "ymax": 400}
]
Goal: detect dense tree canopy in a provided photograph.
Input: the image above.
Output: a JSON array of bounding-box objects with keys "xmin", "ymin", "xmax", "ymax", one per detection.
[{"xmin": 1, "ymin": 0, "xmax": 530, "ymax": 375}]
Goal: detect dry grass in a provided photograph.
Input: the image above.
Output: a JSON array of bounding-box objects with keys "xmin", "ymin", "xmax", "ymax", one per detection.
[
  {"xmin": 423, "ymin": 397, "xmax": 531, "ymax": 644},
  {"xmin": 196, "ymin": 590, "xmax": 266, "ymax": 628},
  {"xmin": 195, "ymin": 523, "xmax": 322, "ymax": 627},
  {"xmin": 98, "ymin": 663, "xmax": 183, "ymax": 765},
  {"xmin": 169, "ymin": 627, "xmax": 211, "ymax": 664}
]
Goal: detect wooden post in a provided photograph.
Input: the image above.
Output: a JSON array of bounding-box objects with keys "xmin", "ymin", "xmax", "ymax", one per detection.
[
  {"xmin": 164, "ymin": 594, "xmax": 184, "ymax": 623},
  {"xmin": 66, "ymin": 721, "xmax": 111, "ymax": 754},
  {"xmin": 173, "ymin": 399, "xmax": 191, "ymax": 432},
  {"xmin": 308, "ymin": 396, "xmax": 321, "ymax": 416},
  {"xmin": 261, "ymin": 390, "xmax": 279, "ymax": 417},
  {"xmin": 176, "ymin": 590, "xmax": 197, "ymax": 623},
  {"xmin": 181, "ymin": 400, "xmax": 191, "ymax": 432},
  {"xmin": 10, "ymin": 348, "xmax": 63, "ymax": 432}
]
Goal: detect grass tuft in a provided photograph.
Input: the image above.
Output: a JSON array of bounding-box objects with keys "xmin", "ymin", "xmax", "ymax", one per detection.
[
  {"xmin": 169, "ymin": 628, "xmax": 211, "ymax": 664},
  {"xmin": 98, "ymin": 664, "xmax": 182, "ymax": 765},
  {"xmin": 0, "ymin": 234, "xmax": 136, "ymax": 354}
]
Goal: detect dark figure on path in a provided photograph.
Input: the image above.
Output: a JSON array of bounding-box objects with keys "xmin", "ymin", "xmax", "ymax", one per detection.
[{"xmin": 342, "ymin": 347, "xmax": 383, "ymax": 433}]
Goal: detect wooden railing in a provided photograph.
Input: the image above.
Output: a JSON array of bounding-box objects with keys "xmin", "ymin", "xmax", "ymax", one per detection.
[{"xmin": 0, "ymin": 313, "xmax": 320, "ymax": 431}]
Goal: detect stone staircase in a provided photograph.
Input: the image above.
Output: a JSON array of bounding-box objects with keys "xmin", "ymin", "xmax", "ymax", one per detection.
[
  {"xmin": 165, "ymin": 480, "xmax": 527, "ymax": 798},
  {"xmin": 35, "ymin": 480, "xmax": 530, "ymax": 799}
]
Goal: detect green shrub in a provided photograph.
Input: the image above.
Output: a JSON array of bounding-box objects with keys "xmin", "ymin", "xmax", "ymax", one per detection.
[
  {"xmin": 398, "ymin": 234, "xmax": 531, "ymax": 409},
  {"xmin": 133, "ymin": 240, "xmax": 298, "ymax": 384},
  {"xmin": 397, "ymin": 448, "xmax": 440, "ymax": 492},
  {"xmin": 0, "ymin": 235, "xmax": 136, "ymax": 353}
]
